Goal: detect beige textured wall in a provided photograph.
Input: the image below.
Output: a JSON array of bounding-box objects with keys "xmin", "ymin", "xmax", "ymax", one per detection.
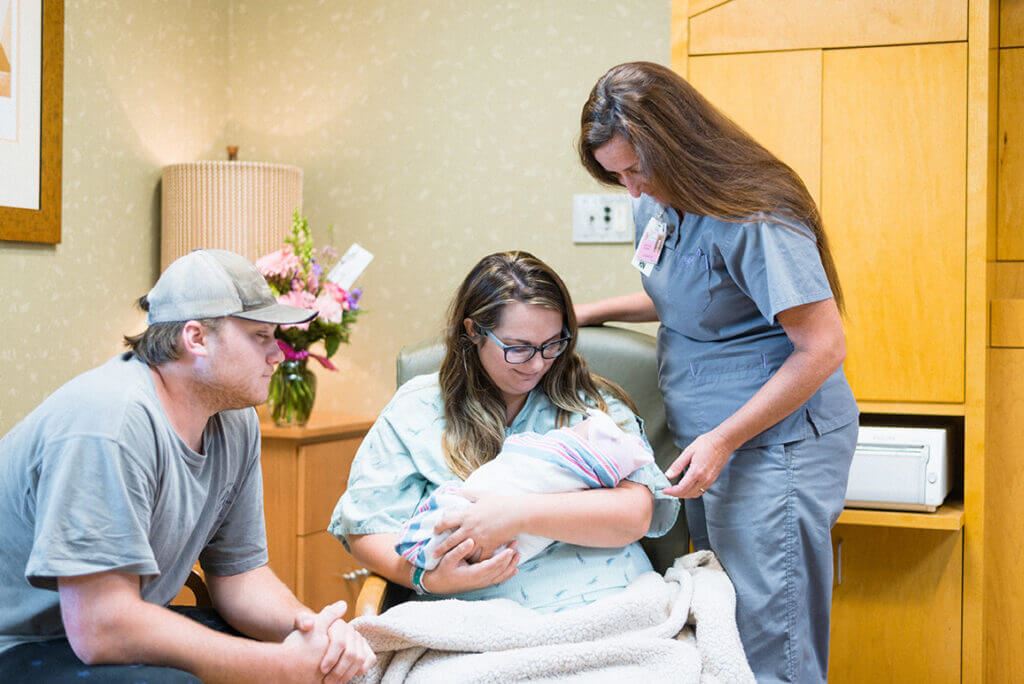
[
  {"xmin": 0, "ymin": 0, "xmax": 667, "ymax": 433},
  {"xmin": 0, "ymin": 0, "xmax": 228, "ymax": 433},
  {"xmin": 226, "ymin": 0, "xmax": 668, "ymax": 418}
]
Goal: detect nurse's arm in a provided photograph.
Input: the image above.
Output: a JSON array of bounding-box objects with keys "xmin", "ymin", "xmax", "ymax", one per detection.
[
  {"xmin": 575, "ymin": 291, "xmax": 658, "ymax": 326},
  {"xmin": 665, "ymin": 297, "xmax": 846, "ymax": 497}
]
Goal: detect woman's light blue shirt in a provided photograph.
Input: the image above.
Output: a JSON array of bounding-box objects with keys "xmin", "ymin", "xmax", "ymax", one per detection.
[{"xmin": 328, "ymin": 372, "xmax": 679, "ymax": 611}]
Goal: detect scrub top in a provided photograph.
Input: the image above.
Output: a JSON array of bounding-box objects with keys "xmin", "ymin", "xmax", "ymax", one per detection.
[
  {"xmin": 633, "ymin": 194, "xmax": 858, "ymax": 450},
  {"xmin": 329, "ymin": 372, "xmax": 680, "ymax": 611}
]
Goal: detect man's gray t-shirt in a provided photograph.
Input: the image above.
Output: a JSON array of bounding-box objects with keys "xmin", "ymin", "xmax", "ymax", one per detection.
[{"xmin": 0, "ymin": 353, "xmax": 268, "ymax": 654}]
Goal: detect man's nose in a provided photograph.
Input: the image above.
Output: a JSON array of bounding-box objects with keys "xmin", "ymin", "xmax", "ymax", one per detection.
[{"xmin": 269, "ymin": 342, "xmax": 285, "ymax": 364}]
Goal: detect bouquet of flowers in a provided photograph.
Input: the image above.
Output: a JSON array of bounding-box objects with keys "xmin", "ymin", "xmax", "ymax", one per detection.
[{"xmin": 256, "ymin": 211, "xmax": 363, "ymax": 426}]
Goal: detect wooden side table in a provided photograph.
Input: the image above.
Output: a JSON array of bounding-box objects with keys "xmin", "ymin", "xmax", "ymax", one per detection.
[{"xmin": 260, "ymin": 414, "xmax": 374, "ymax": 619}]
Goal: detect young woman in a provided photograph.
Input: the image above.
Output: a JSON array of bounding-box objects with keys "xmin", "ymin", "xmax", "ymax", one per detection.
[
  {"xmin": 329, "ymin": 251, "xmax": 678, "ymax": 612},
  {"xmin": 576, "ymin": 62, "xmax": 859, "ymax": 683}
]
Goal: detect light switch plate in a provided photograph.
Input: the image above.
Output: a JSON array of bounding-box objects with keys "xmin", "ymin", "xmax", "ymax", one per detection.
[{"xmin": 572, "ymin": 194, "xmax": 634, "ymax": 243}]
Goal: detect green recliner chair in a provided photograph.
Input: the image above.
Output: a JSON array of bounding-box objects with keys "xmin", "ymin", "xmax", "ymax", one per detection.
[{"xmin": 355, "ymin": 324, "xmax": 689, "ymax": 615}]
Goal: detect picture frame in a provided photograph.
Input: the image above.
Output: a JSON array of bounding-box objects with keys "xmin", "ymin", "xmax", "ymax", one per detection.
[{"xmin": 0, "ymin": 0, "xmax": 63, "ymax": 244}]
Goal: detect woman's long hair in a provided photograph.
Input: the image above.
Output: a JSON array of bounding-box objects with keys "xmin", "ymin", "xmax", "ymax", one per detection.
[
  {"xmin": 578, "ymin": 61, "xmax": 844, "ymax": 312},
  {"xmin": 439, "ymin": 251, "xmax": 635, "ymax": 480}
]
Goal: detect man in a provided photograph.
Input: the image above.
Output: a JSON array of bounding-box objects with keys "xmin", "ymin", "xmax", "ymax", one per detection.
[{"xmin": 0, "ymin": 250, "xmax": 375, "ymax": 683}]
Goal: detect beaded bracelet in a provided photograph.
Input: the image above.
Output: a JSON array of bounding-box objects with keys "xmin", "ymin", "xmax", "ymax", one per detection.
[{"xmin": 411, "ymin": 566, "xmax": 431, "ymax": 595}]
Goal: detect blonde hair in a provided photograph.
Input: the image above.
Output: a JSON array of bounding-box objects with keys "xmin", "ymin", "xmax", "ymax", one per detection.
[
  {"xmin": 579, "ymin": 61, "xmax": 844, "ymax": 312},
  {"xmin": 439, "ymin": 251, "xmax": 635, "ymax": 480}
]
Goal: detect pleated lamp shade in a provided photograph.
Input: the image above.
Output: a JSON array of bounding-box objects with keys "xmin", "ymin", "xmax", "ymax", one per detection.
[{"xmin": 160, "ymin": 161, "xmax": 303, "ymax": 270}]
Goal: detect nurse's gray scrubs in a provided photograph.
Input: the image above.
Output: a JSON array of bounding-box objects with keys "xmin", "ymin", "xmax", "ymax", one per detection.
[{"xmin": 634, "ymin": 195, "xmax": 859, "ymax": 684}]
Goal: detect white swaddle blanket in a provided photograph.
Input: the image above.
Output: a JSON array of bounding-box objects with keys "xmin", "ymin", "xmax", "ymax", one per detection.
[{"xmin": 396, "ymin": 409, "xmax": 654, "ymax": 569}]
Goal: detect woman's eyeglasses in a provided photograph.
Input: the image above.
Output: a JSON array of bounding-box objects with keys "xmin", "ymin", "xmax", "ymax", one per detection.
[{"xmin": 478, "ymin": 327, "xmax": 571, "ymax": 364}]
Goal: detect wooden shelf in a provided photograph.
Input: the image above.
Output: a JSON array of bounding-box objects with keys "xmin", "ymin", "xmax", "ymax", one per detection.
[
  {"xmin": 260, "ymin": 413, "xmax": 375, "ymax": 444},
  {"xmin": 857, "ymin": 401, "xmax": 966, "ymax": 416},
  {"xmin": 836, "ymin": 501, "xmax": 964, "ymax": 531}
]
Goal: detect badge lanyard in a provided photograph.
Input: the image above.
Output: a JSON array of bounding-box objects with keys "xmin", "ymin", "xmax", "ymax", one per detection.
[{"xmin": 631, "ymin": 208, "xmax": 669, "ymax": 276}]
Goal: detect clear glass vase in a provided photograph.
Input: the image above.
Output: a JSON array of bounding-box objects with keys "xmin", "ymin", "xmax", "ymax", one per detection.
[{"xmin": 268, "ymin": 358, "xmax": 317, "ymax": 427}]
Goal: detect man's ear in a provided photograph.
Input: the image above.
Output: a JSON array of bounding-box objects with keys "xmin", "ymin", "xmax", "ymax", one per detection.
[{"xmin": 180, "ymin": 320, "xmax": 211, "ymax": 357}]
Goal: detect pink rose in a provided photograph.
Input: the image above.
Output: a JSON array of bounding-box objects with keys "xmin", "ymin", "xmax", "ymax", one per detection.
[
  {"xmin": 277, "ymin": 290, "xmax": 317, "ymax": 330},
  {"xmin": 314, "ymin": 291, "xmax": 344, "ymax": 323},
  {"xmin": 323, "ymin": 281, "xmax": 351, "ymax": 311}
]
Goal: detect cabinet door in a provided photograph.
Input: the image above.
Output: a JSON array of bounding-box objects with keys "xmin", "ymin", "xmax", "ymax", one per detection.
[
  {"xmin": 689, "ymin": 50, "xmax": 822, "ymax": 205},
  {"xmin": 829, "ymin": 526, "xmax": 962, "ymax": 683},
  {"xmin": 822, "ymin": 43, "xmax": 967, "ymax": 402},
  {"xmin": 261, "ymin": 439, "xmax": 300, "ymax": 589},
  {"xmin": 298, "ymin": 530, "xmax": 366, "ymax": 620},
  {"xmin": 299, "ymin": 438, "xmax": 360, "ymax": 535},
  {"xmin": 998, "ymin": 48, "xmax": 1024, "ymax": 259}
]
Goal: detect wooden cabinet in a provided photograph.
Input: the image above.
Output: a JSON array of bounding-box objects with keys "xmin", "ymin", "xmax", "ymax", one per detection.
[
  {"xmin": 829, "ymin": 526, "xmax": 963, "ymax": 682},
  {"xmin": 676, "ymin": 1, "xmax": 1003, "ymax": 680},
  {"xmin": 261, "ymin": 415, "xmax": 374, "ymax": 619}
]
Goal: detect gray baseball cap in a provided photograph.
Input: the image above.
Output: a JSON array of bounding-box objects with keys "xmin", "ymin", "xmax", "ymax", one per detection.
[{"xmin": 147, "ymin": 249, "xmax": 317, "ymax": 326}]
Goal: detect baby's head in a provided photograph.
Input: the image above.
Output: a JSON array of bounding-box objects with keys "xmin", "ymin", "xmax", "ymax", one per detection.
[{"xmin": 570, "ymin": 409, "xmax": 654, "ymax": 473}]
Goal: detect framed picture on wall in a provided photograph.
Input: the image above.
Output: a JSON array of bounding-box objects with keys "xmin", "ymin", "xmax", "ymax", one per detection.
[{"xmin": 0, "ymin": 0, "xmax": 63, "ymax": 244}]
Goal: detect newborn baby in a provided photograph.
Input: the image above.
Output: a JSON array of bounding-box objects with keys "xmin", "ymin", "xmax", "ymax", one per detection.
[{"xmin": 396, "ymin": 408, "xmax": 654, "ymax": 570}]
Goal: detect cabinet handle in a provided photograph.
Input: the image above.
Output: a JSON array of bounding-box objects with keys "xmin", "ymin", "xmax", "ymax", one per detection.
[
  {"xmin": 836, "ymin": 538, "xmax": 843, "ymax": 586},
  {"xmin": 342, "ymin": 568, "xmax": 370, "ymax": 582}
]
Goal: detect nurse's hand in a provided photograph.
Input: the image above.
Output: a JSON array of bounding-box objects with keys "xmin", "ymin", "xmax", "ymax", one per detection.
[
  {"xmin": 662, "ymin": 430, "xmax": 733, "ymax": 499},
  {"xmin": 432, "ymin": 491, "xmax": 520, "ymax": 562}
]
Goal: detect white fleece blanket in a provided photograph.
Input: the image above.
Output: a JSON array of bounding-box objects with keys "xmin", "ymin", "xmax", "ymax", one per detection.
[{"xmin": 351, "ymin": 551, "xmax": 754, "ymax": 684}]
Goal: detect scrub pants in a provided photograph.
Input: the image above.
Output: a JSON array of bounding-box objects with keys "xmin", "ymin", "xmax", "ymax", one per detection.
[
  {"xmin": 0, "ymin": 607, "xmax": 240, "ymax": 683},
  {"xmin": 686, "ymin": 419, "xmax": 858, "ymax": 684}
]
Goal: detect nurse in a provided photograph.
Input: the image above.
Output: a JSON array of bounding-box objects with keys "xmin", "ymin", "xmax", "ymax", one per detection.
[{"xmin": 575, "ymin": 61, "xmax": 859, "ymax": 684}]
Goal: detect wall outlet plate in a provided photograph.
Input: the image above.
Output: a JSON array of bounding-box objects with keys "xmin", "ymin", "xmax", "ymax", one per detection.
[{"xmin": 572, "ymin": 193, "xmax": 634, "ymax": 243}]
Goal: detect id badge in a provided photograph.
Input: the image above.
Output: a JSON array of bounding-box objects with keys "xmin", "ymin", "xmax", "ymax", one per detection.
[{"xmin": 631, "ymin": 216, "xmax": 668, "ymax": 276}]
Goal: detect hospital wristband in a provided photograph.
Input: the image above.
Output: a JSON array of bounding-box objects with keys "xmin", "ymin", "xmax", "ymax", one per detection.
[{"xmin": 411, "ymin": 566, "xmax": 431, "ymax": 595}]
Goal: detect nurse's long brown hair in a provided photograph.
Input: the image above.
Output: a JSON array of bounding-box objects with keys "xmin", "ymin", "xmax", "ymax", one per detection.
[
  {"xmin": 439, "ymin": 251, "xmax": 635, "ymax": 480},
  {"xmin": 578, "ymin": 61, "xmax": 844, "ymax": 312}
]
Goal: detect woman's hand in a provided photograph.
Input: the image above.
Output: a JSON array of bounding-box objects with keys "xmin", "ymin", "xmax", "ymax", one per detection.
[
  {"xmin": 431, "ymin": 491, "xmax": 522, "ymax": 562},
  {"xmin": 662, "ymin": 430, "xmax": 734, "ymax": 499},
  {"xmin": 422, "ymin": 537, "xmax": 519, "ymax": 594}
]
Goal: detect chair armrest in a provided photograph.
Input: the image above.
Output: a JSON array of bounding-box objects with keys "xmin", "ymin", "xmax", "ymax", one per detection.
[
  {"xmin": 355, "ymin": 574, "xmax": 390, "ymax": 617},
  {"xmin": 185, "ymin": 569, "xmax": 213, "ymax": 608}
]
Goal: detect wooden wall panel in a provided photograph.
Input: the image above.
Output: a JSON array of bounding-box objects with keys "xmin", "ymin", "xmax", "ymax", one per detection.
[
  {"xmin": 991, "ymin": 299, "xmax": 1024, "ymax": 346},
  {"xmin": 998, "ymin": 48, "xmax": 1024, "ymax": 258},
  {"xmin": 671, "ymin": 0, "xmax": 690, "ymax": 77},
  {"xmin": 688, "ymin": 0, "xmax": 731, "ymax": 17},
  {"xmin": 689, "ymin": 50, "xmax": 822, "ymax": 205},
  {"xmin": 994, "ymin": 261, "xmax": 1024, "ymax": 297},
  {"xmin": 822, "ymin": 43, "xmax": 967, "ymax": 402},
  {"xmin": 1002, "ymin": 0, "xmax": 1024, "ymax": 47},
  {"xmin": 689, "ymin": 0, "xmax": 967, "ymax": 55},
  {"xmin": 985, "ymin": 348, "xmax": 1024, "ymax": 681}
]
